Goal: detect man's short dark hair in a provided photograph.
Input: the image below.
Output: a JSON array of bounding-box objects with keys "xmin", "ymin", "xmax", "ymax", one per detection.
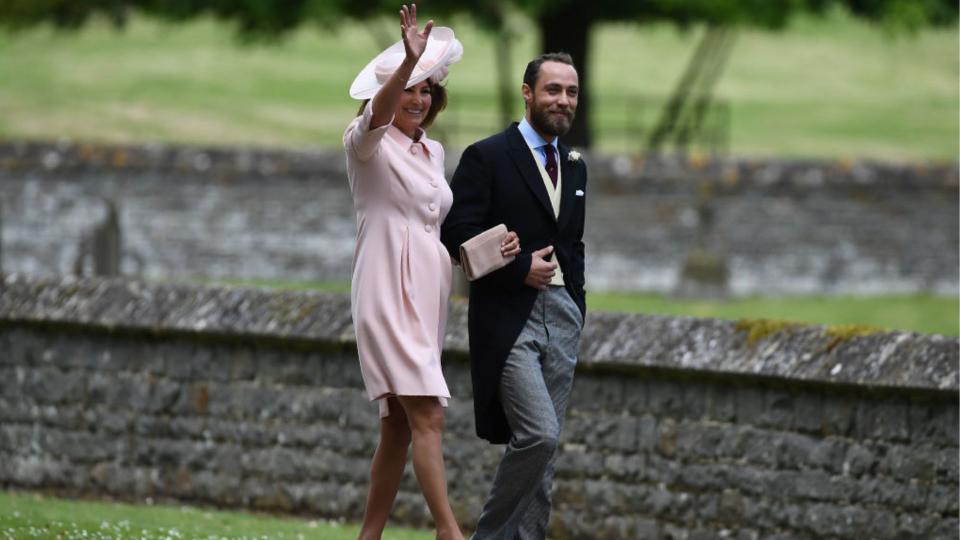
[{"xmin": 522, "ymin": 52, "xmax": 575, "ymax": 89}]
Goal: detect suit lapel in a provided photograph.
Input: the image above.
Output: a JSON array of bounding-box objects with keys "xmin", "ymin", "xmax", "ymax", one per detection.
[
  {"xmin": 506, "ymin": 124, "xmax": 556, "ymax": 223},
  {"xmin": 556, "ymin": 144, "xmax": 577, "ymax": 231}
]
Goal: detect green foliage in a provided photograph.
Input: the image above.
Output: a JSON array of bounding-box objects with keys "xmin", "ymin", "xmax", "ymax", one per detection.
[
  {"xmin": 842, "ymin": 0, "xmax": 960, "ymax": 30},
  {"xmin": 551, "ymin": 0, "xmax": 960, "ymax": 29},
  {"xmin": 0, "ymin": 0, "xmax": 129, "ymax": 30},
  {"xmin": 0, "ymin": 0, "xmax": 387, "ymax": 39},
  {"xmin": 0, "ymin": 0, "xmax": 954, "ymax": 36}
]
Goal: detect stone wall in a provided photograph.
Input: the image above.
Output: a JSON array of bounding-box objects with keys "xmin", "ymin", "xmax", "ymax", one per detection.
[
  {"xmin": 1, "ymin": 274, "xmax": 957, "ymax": 539},
  {"xmin": 1, "ymin": 140, "xmax": 957, "ymax": 296}
]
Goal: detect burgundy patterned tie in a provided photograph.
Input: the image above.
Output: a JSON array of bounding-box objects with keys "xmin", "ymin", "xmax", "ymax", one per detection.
[{"xmin": 544, "ymin": 145, "xmax": 558, "ymax": 187}]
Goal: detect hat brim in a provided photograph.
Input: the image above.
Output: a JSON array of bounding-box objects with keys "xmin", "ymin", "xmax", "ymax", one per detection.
[{"xmin": 349, "ymin": 27, "xmax": 461, "ymax": 100}]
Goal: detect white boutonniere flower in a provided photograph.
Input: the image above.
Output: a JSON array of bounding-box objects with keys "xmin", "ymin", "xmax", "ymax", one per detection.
[{"xmin": 567, "ymin": 150, "xmax": 581, "ymax": 163}]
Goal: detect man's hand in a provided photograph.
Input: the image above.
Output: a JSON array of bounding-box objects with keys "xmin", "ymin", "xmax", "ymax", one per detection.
[{"xmin": 524, "ymin": 246, "xmax": 557, "ymax": 290}]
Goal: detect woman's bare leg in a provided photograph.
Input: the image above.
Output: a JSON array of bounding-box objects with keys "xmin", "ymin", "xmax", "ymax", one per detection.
[
  {"xmin": 397, "ymin": 396, "xmax": 464, "ymax": 540},
  {"xmin": 358, "ymin": 398, "xmax": 411, "ymax": 540}
]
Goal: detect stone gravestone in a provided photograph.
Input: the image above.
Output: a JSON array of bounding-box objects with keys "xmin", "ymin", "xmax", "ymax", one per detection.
[
  {"xmin": 674, "ymin": 180, "xmax": 730, "ymax": 298},
  {"xmin": 72, "ymin": 198, "xmax": 121, "ymax": 277}
]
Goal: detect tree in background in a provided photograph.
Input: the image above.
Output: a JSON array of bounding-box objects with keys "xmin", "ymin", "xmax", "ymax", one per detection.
[
  {"xmin": 1, "ymin": 0, "xmax": 955, "ymax": 149},
  {"xmin": 519, "ymin": 0, "xmax": 957, "ymax": 149}
]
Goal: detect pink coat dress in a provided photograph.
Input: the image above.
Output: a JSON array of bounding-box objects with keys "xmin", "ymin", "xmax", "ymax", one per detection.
[{"xmin": 343, "ymin": 101, "xmax": 453, "ymax": 417}]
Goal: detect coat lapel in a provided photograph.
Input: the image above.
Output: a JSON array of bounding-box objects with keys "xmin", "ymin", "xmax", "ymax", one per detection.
[
  {"xmin": 506, "ymin": 124, "xmax": 556, "ymax": 223},
  {"xmin": 556, "ymin": 143, "xmax": 577, "ymax": 231}
]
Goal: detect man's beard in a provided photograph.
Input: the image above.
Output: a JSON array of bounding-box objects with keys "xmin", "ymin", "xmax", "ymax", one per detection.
[{"xmin": 529, "ymin": 99, "xmax": 575, "ymax": 137}]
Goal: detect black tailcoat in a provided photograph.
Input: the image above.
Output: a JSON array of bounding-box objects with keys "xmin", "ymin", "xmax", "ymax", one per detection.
[{"xmin": 441, "ymin": 123, "xmax": 587, "ymax": 444}]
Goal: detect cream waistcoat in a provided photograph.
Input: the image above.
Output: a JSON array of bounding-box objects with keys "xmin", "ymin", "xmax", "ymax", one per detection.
[{"xmin": 525, "ymin": 144, "xmax": 565, "ymax": 287}]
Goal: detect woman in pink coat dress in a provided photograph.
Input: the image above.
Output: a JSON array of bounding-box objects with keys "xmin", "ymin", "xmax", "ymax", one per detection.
[{"xmin": 343, "ymin": 5, "xmax": 519, "ymax": 539}]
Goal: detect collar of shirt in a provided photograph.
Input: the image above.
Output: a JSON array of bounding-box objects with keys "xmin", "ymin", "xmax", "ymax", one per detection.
[
  {"xmin": 386, "ymin": 124, "xmax": 432, "ymax": 158},
  {"xmin": 518, "ymin": 117, "xmax": 558, "ymax": 168}
]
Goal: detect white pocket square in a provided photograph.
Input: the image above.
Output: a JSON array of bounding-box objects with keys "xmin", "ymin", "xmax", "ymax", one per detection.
[{"xmin": 575, "ymin": 189, "xmax": 585, "ymax": 196}]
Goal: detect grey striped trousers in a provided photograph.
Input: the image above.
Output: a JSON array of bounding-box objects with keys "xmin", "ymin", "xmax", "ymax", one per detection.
[{"xmin": 471, "ymin": 286, "xmax": 583, "ymax": 540}]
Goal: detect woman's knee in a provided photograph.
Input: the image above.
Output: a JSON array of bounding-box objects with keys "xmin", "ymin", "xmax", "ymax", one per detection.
[{"xmin": 400, "ymin": 397, "xmax": 445, "ymax": 434}]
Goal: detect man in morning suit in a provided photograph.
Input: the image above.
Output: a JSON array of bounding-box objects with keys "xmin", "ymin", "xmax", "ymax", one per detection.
[{"xmin": 440, "ymin": 52, "xmax": 587, "ymax": 540}]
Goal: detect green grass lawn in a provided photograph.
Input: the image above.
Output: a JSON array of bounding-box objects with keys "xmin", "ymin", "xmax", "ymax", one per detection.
[
  {"xmin": 0, "ymin": 491, "xmax": 431, "ymax": 540},
  {"xmin": 587, "ymin": 291, "xmax": 959, "ymax": 337},
  {"xmin": 0, "ymin": 8, "xmax": 956, "ymax": 160},
  {"xmin": 203, "ymin": 279, "xmax": 958, "ymax": 337}
]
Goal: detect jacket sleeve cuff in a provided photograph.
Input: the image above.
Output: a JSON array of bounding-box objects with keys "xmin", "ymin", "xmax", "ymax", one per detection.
[{"xmin": 506, "ymin": 253, "xmax": 532, "ymax": 285}]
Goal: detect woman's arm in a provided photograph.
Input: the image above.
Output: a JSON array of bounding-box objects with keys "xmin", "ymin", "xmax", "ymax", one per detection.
[{"xmin": 369, "ymin": 4, "xmax": 432, "ymax": 129}]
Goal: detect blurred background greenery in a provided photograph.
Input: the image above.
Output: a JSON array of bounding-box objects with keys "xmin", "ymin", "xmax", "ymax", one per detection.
[
  {"xmin": 0, "ymin": 1, "xmax": 956, "ymax": 338},
  {"xmin": 0, "ymin": 1, "xmax": 956, "ymax": 535},
  {"xmin": 0, "ymin": 4, "xmax": 956, "ymax": 159}
]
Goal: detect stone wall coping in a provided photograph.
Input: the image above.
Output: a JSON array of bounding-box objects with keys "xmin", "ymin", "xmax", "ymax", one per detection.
[
  {"xmin": 1, "ymin": 139, "xmax": 956, "ymax": 191},
  {"xmin": 2, "ymin": 274, "xmax": 956, "ymax": 393}
]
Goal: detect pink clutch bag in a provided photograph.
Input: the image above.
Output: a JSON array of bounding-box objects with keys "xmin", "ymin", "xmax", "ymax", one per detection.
[{"xmin": 459, "ymin": 224, "xmax": 515, "ymax": 281}]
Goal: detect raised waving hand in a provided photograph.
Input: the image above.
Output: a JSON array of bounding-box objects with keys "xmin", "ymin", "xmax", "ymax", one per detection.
[
  {"xmin": 400, "ymin": 4, "xmax": 433, "ymax": 61},
  {"xmin": 369, "ymin": 4, "xmax": 433, "ymax": 129}
]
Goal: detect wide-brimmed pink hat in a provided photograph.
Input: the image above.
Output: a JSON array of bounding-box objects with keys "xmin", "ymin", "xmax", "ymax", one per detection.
[{"xmin": 349, "ymin": 26, "xmax": 463, "ymax": 100}]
